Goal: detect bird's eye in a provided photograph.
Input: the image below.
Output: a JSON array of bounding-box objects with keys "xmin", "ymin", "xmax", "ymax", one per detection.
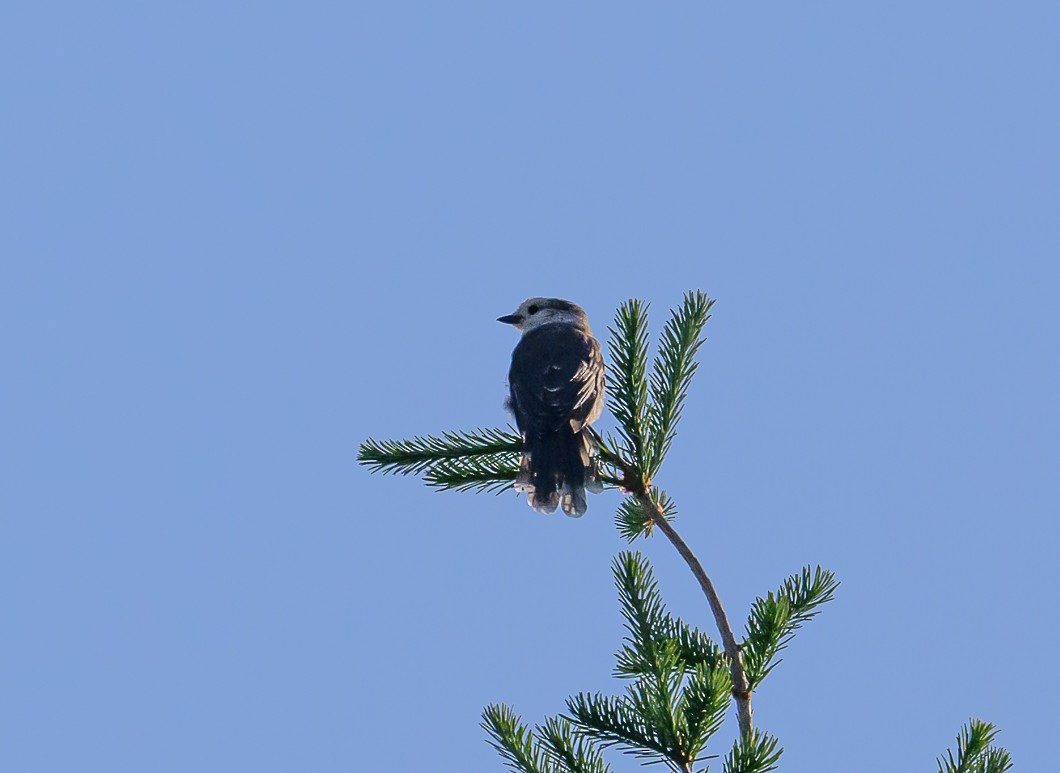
[{"xmin": 528, "ymin": 305, "xmax": 540, "ymax": 315}]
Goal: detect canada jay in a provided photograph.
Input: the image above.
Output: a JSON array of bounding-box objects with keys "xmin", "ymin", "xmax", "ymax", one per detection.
[{"xmin": 498, "ymin": 298, "xmax": 606, "ymax": 516}]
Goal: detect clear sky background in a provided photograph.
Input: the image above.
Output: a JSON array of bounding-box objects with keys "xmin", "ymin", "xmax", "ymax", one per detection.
[{"xmin": 2, "ymin": 3, "xmax": 1057, "ymax": 772}]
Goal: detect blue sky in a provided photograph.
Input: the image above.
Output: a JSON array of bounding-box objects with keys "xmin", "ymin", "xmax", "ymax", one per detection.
[{"xmin": 2, "ymin": 3, "xmax": 1057, "ymax": 771}]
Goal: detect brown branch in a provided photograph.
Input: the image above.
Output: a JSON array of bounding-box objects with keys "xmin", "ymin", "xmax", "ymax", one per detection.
[
  {"xmin": 591, "ymin": 431, "xmax": 754, "ymax": 740},
  {"xmin": 638, "ymin": 493, "xmax": 753, "ymax": 740}
]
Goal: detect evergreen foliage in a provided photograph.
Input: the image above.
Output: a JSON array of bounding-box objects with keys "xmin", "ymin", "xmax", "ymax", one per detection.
[
  {"xmin": 482, "ymin": 705, "xmax": 613, "ymax": 773},
  {"xmin": 722, "ymin": 732, "xmax": 783, "ymax": 773},
  {"xmin": 358, "ymin": 427, "xmax": 521, "ymax": 479},
  {"xmin": 645, "ymin": 293, "xmax": 715, "ymax": 478},
  {"xmin": 615, "ymin": 487, "xmax": 676, "ymax": 543},
  {"xmin": 480, "ymin": 552, "xmax": 743, "ymax": 773},
  {"xmin": 936, "ymin": 720, "xmax": 1013, "ymax": 773},
  {"xmin": 606, "ymin": 299, "xmax": 652, "ymax": 472},
  {"xmin": 611, "ymin": 552, "xmax": 721, "ymax": 679},
  {"xmin": 482, "ymin": 704, "xmax": 553, "ymax": 773},
  {"xmin": 539, "ymin": 717, "xmax": 615, "ymax": 773},
  {"xmin": 741, "ymin": 566, "xmax": 840, "ymax": 689},
  {"xmin": 564, "ymin": 552, "xmax": 734, "ymax": 772},
  {"xmin": 358, "ymin": 291, "xmax": 1012, "ymax": 771}
]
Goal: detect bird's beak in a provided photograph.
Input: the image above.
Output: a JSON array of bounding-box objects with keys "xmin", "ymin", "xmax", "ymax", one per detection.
[{"xmin": 497, "ymin": 314, "xmax": 523, "ymax": 325}]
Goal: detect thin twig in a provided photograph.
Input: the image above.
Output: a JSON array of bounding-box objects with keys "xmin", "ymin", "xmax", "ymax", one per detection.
[
  {"xmin": 639, "ymin": 494, "xmax": 753, "ymax": 740},
  {"xmin": 590, "ymin": 429, "xmax": 754, "ymax": 740}
]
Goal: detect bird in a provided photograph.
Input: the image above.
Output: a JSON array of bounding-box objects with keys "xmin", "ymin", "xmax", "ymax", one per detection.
[{"xmin": 498, "ymin": 297, "xmax": 606, "ymax": 516}]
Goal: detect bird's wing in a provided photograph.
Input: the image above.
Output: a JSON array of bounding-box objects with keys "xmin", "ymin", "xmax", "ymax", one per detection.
[{"xmin": 509, "ymin": 325, "xmax": 604, "ymax": 437}]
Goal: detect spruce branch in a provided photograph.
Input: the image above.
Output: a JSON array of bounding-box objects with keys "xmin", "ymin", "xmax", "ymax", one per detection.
[
  {"xmin": 483, "ymin": 706, "xmax": 616, "ymax": 773},
  {"xmin": 590, "ymin": 430, "xmax": 754, "ymax": 741},
  {"xmin": 741, "ymin": 596, "xmax": 790, "ymax": 692},
  {"xmin": 664, "ymin": 620, "xmax": 724, "ymax": 676},
  {"xmin": 595, "ymin": 295, "xmax": 752, "ymax": 737},
  {"xmin": 626, "ymin": 663, "xmax": 690, "ymax": 768},
  {"xmin": 562, "ymin": 552, "xmax": 730, "ymax": 772},
  {"xmin": 606, "ymin": 299, "xmax": 652, "ymax": 470},
  {"xmin": 358, "ymin": 427, "xmax": 527, "ymax": 493},
  {"xmin": 722, "ymin": 731, "xmax": 783, "ymax": 773},
  {"xmin": 424, "ymin": 456, "xmax": 520, "ymax": 494},
  {"xmin": 539, "ymin": 717, "xmax": 613, "ymax": 773},
  {"xmin": 565, "ymin": 692, "xmax": 668, "ymax": 763},
  {"xmin": 613, "ymin": 552, "xmax": 670, "ymax": 677},
  {"xmin": 681, "ymin": 660, "xmax": 732, "ymax": 763},
  {"xmin": 615, "ymin": 613, "xmax": 722, "ymax": 681},
  {"xmin": 612, "ymin": 552, "xmax": 721, "ymax": 680},
  {"xmin": 936, "ymin": 719, "xmax": 1013, "ymax": 773},
  {"xmin": 358, "ymin": 427, "xmax": 522, "ymax": 476},
  {"xmin": 567, "ymin": 557, "xmax": 698, "ymax": 771},
  {"xmin": 616, "ymin": 487, "xmax": 676, "ymax": 542},
  {"xmin": 742, "ymin": 566, "xmax": 839, "ymax": 689},
  {"xmin": 359, "ymin": 426, "xmax": 626, "ymax": 496},
  {"xmin": 645, "ymin": 291, "xmax": 714, "ymax": 478},
  {"xmin": 647, "ymin": 500, "xmax": 754, "ymax": 742},
  {"xmin": 482, "ymin": 704, "xmax": 552, "ymax": 773},
  {"xmin": 567, "ymin": 666, "xmax": 703, "ymax": 773}
]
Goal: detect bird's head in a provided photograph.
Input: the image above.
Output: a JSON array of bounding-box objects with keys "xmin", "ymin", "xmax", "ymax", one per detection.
[{"xmin": 497, "ymin": 297, "xmax": 591, "ymax": 334}]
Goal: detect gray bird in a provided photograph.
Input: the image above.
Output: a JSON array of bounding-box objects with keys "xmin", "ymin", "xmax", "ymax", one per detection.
[{"xmin": 498, "ymin": 297, "xmax": 606, "ymax": 516}]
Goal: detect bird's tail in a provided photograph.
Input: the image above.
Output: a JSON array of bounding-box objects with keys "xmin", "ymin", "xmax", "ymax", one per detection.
[{"xmin": 514, "ymin": 426, "xmax": 601, "ymax": 516}]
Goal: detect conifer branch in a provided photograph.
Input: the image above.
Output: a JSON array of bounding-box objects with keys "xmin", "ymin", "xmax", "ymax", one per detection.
[
  {"xmin": 606, "ymin": 300, "xmax": 652, "ymax": 469},
  {"xmin": 613, "ymin": 610, "xmax": 722, "ymax": 682},
  {"xmin": 359, "ymin": 427, "xmax": 626, "ymax": 496},
  {"xmin": 423, "ymin": 456, "xmax": 520, "ymax": 494},
  {"xmin": 539, "ymin": 717, "xmax": 613, "ymax": 773},
  {"xmin": 566, "ymin": 692, "xmax": 678, "ymax": 768},
  {"xmin": 482, "ymin": 706, "xmax": 616, "ymax": 773},
  {"xmin": 566, "ymin": 677, "xmax": 714, "ymax": 772},
  {"xmin": 742, "ymin": 566, "xmax": 839, "ymax": 689},
  {"xmin": 612, "ymin": 552, "xmax": 721, "ymax": 679},
  {"xmin": 483, "ymin": 704, "xmax": 551, "ymax": 773},
  {"xmin": 590, "ymin": 433, "xmax": 754, "ymax": 741},
  {"xmin": 646, "ymin": 498, "xmax": 754, "ymax": 742},
  {"xmin": 613, "ymin": 552, "xmax": 670, "ymax": 677},
  {"xmin": 615, "ymin": 487, "xmax": 676, "ymax": 542},
  {"xmin": 361, "ymin": 293, "xmax": 998, "ymax": 772},
  {"xmin": 723, "ymin": 731, "xmax": 783, "ymax": 773},
  {"xmin": 358, "ymin": 426, "xmax": 543, "ymax": 495},
  {"xmin": 358, "ymin": 427, "xmax": 522, "ymax": 476},
  {"xmin": 563, "ymin": 555, "xmax": 732, "ymax": 772},
  {"xmin": 625, "ymin": 665, "xmax": 690, "ymax": 768},
  {"xmin": 681, "ymin": 661, "xmax": 732, "ymax": 763},
  {"xmin": 936, "ymin": 719, "xmax": 1012, "ymax": 773},
  {"xmin": 646, "ymin": 291, "xmax": 714, "ymax": 478}
]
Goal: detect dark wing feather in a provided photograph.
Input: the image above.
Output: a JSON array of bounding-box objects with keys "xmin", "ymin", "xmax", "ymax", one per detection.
[{"xmin": 508, "ymin": 324, "xmax": 604, "ymax": 438}]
